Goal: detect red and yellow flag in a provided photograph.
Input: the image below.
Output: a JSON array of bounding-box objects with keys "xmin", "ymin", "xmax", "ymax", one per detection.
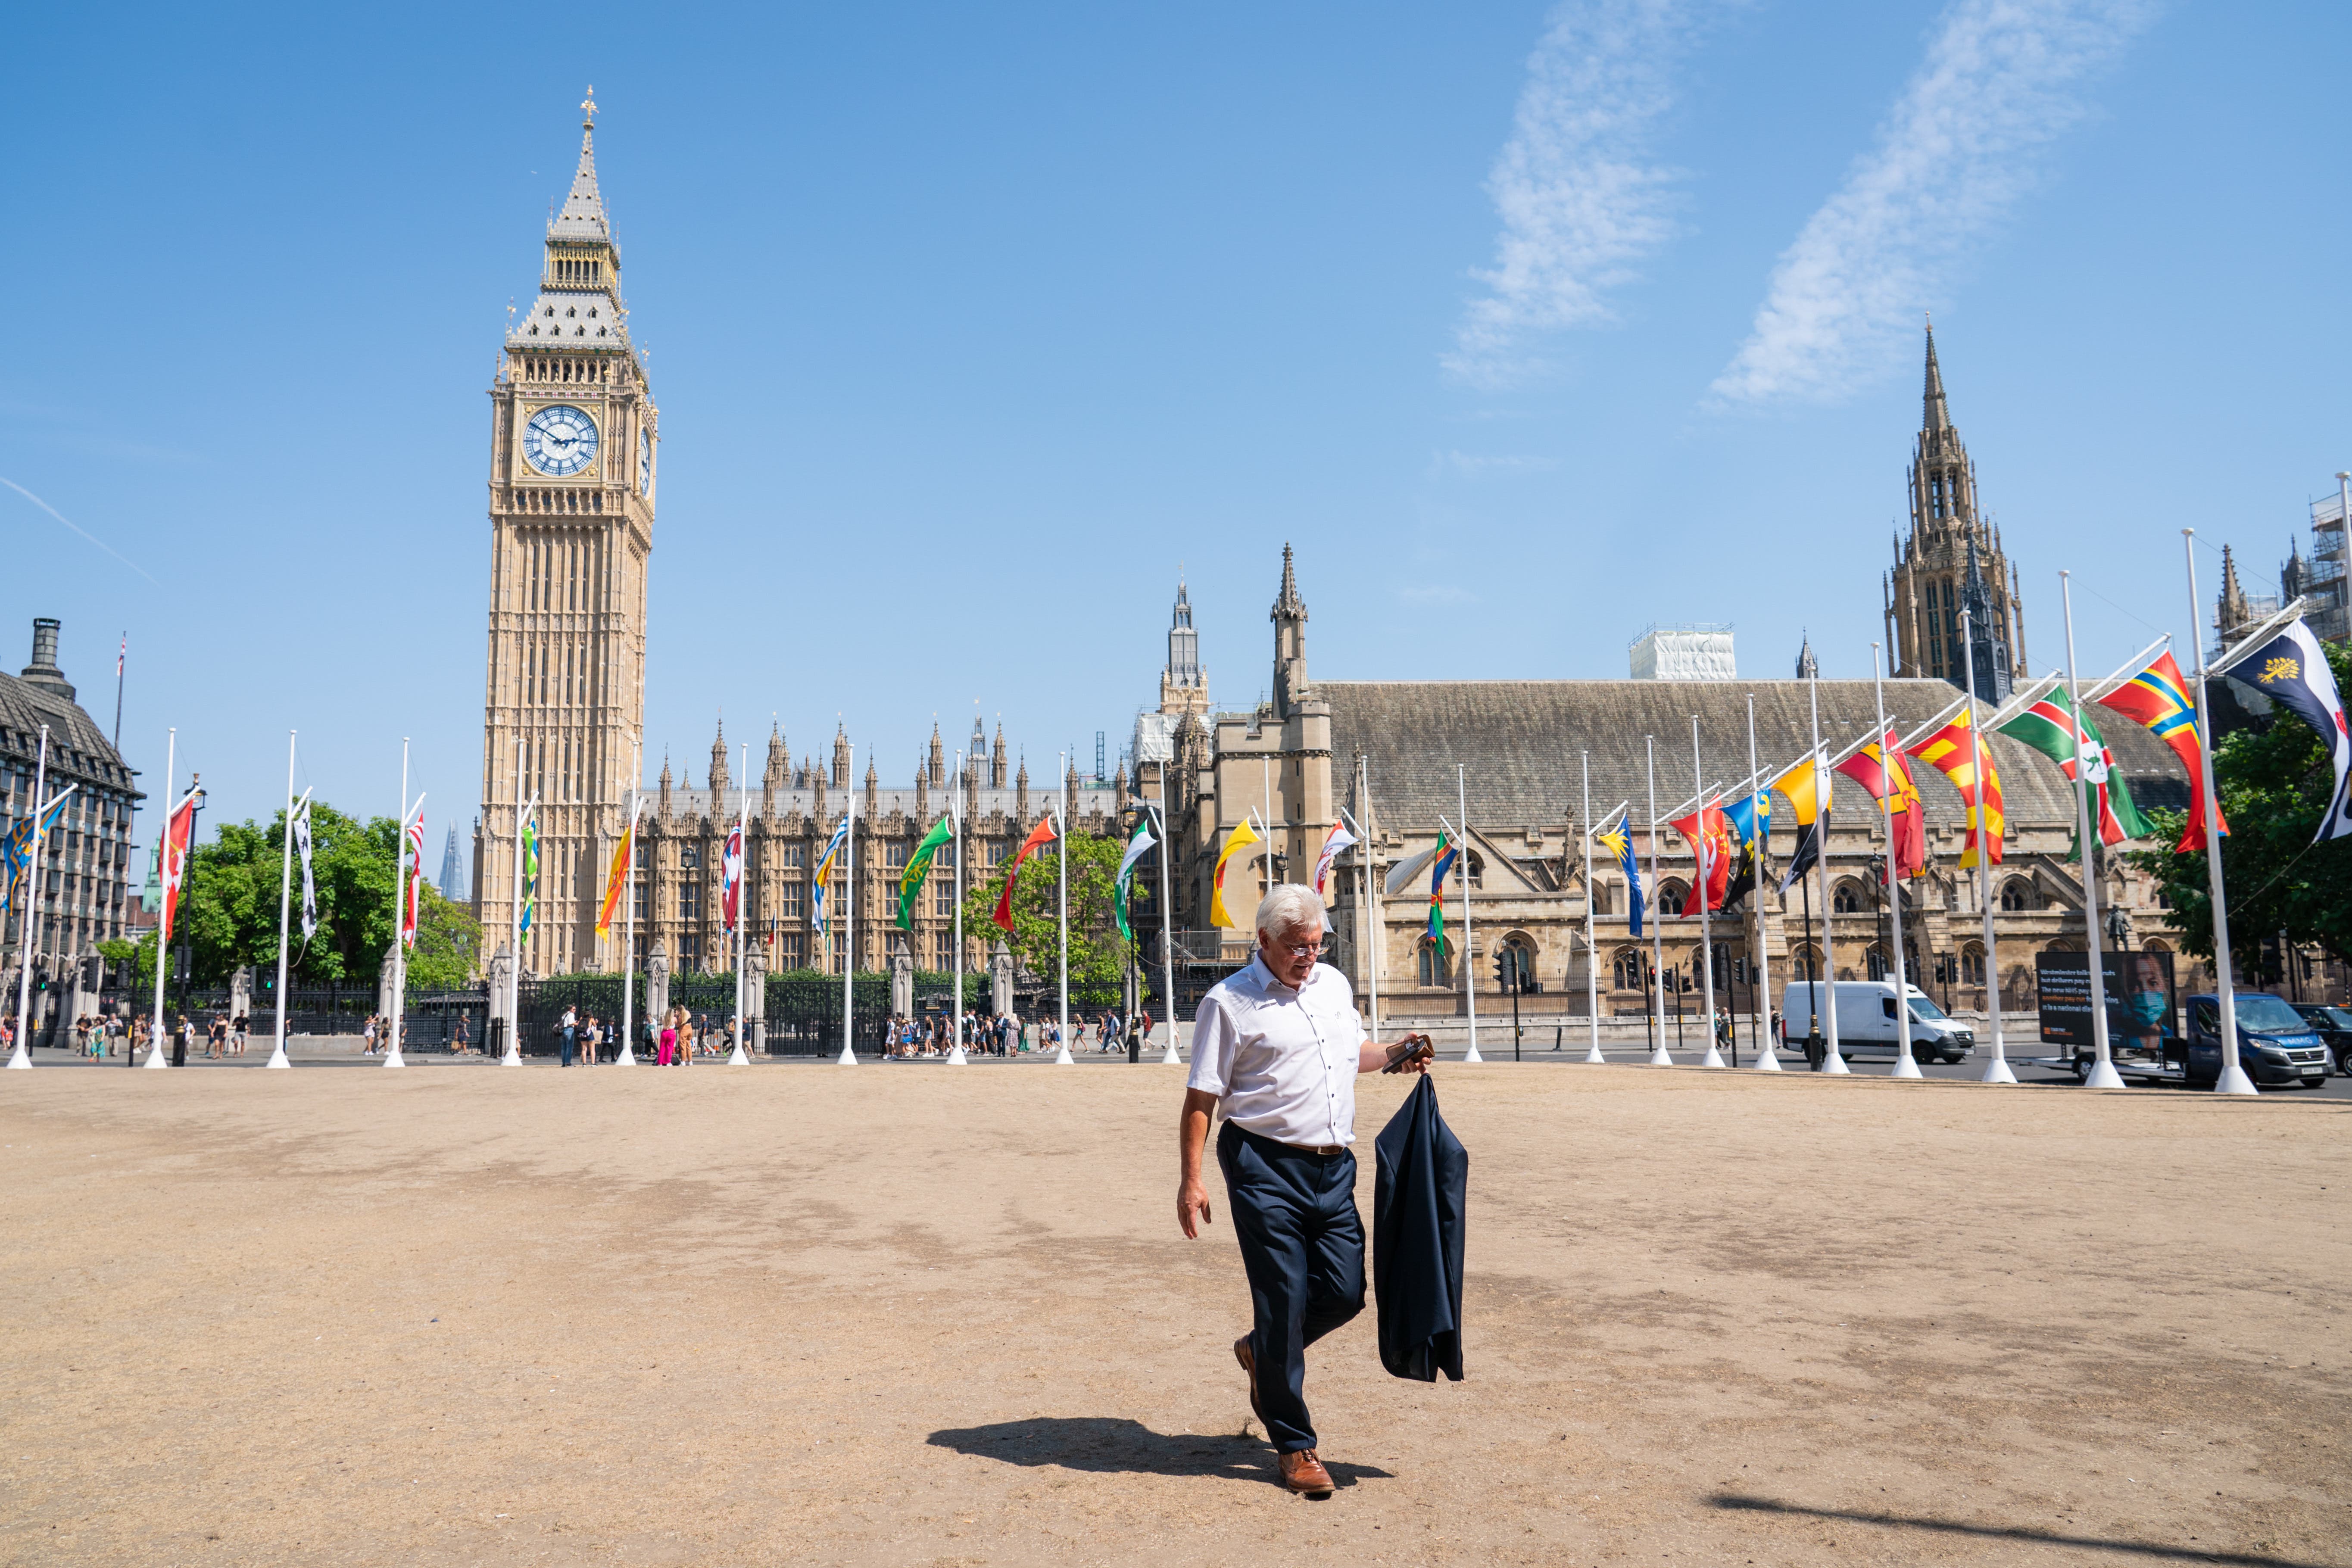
[
  {"xmin": 1836, "ymin": 731, "xmax": 1928, "ymax": 879},
  {"xmin": 1906, "ymin": 711, "xmax": 2006, "ymax": 867},
  {"xmin": 1667, "ymin": 805, "xmax": 1735, "ymax": 915},
  {"xmin": 993, "ymin": 813, "xmax": 1061, "ymax": 933},
  {"xmin": 597, "ymin": 801, "xmax": 641, "ymax": 939}
]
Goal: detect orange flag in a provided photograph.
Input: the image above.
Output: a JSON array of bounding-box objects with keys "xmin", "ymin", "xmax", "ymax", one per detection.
[{"xmin": 992, "ymin": 813, "xmax": 1059, "ymax": 933}]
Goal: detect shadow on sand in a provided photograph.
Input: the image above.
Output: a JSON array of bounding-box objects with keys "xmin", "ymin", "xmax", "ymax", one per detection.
[
  {"xmin": 1709, "ymin": 1493, "xmax": 2334, "ymax": 1567},
  {"xmin": 928, "ymin": 1416, "xmax": 1392, "ymax": 1492}
]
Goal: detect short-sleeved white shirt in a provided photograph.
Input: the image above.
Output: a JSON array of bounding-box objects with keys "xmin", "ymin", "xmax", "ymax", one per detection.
[{"xmin": 1187, "ymin": 954, "xmax": 1366, "ymax": 1147}]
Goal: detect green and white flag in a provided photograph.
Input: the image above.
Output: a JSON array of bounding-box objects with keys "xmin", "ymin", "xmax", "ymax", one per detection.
[
  {"xmin": 896, "ymin": 814, "xmax": 956, "ymax": 931},
  {"xmin": 1114, "ymin": 815, "xmax": 1156, "ymax": 940},
  {"xmin": 1995, "ymin": 686, "xmax": 2151, "ymax": 847}
]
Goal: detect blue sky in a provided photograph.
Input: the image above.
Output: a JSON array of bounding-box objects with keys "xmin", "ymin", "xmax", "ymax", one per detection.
[{"xmin": 5, "ymin": 1, "xmax": 2346, "ymax": 862}]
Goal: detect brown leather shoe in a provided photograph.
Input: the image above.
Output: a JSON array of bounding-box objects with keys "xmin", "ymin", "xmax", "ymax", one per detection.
[
  {"xmin": 1233, "ymin": 1334, "xmax": 1263, "ymax": 1425},
  {"xmin": 1279, "ymin": 1449, "xmax": 1335, "ymax": 1496}
]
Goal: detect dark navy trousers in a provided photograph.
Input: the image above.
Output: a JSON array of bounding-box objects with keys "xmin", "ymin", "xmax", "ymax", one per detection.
[{"xmin": 1217, "ymin": 1120, "xmax": 1366, "ymax": 1453}]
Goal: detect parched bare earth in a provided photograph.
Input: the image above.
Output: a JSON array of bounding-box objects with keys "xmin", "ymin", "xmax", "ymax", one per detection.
[{"xmin": 2, "ymin": 1063, "xmax": 2346, "ymax": 1567}]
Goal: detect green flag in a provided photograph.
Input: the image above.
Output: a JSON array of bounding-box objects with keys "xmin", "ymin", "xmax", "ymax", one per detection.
[
  {"xmin": 1994, "ymin": 686, "xmax": 2152, "ymax": 847},
  {"xmin": 1114, "ymin": 816, "xmax": 1156, "ymax": 940},
  {"xmin": 896, "ymin": 814, "xmax": 956, "ymax": 931}
]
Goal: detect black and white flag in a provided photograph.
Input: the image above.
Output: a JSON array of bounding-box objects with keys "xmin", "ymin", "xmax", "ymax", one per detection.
[{"xmin": 292, "ymin": 798, "xmax": 318, "ymax": 944}]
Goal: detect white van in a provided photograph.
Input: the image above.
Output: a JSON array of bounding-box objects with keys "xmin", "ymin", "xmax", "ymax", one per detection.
[{"xmin": 1780, "ymin": 980, "xmax": 1976, "ymax": 1065}]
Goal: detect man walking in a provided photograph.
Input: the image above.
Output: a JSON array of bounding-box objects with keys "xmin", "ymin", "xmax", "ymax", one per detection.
[{"xmin": 1176, "ymin": 883, "xmax": 1429, "ymax": 1497}]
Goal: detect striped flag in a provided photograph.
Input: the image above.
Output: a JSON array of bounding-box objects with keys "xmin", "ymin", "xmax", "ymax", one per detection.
[
  {"xmin": 2096, "ymin": 650, "xmax": 2227, "ymax": 851},
  {"xmin": 1906, "ymin": 711, "xmax": 2006, "ymax": 867},
  {"xmin": 1310, "ymin": 817, "xmax": 1357, "ymax": 897},
  {"xmin": 811, "ymin": 817, "xmax": 849, "ymax": 935},
  {"xmin": 1423, "ymin": 831, "xmax": 1459, "ymax": 955},
  {"xmin": 1114, "ymin": 815, "xmax": 1156, "ymax": 940},
  {"xmin": 1997, "ymin": 689, "xmax": 2148, "ymax": 848},
  {"xmin": 516, "ymin": 801, "xmax": 540, "ymax": 935}
]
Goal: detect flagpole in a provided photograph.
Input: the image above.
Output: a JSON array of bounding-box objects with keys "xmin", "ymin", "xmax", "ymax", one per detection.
[
  {"xmin": 2183, "ymin": 533, "xmax": 2257, "ymax": 1095},
  {"xmin": 1870, "ymin": 648, "xmax": 1921, "ymax": 1078},
  {"xmin": 837, "ymin": 743, "xmax": 858, "ymax": 1065},
  {"xmin": 1358, "ymin": 758, "xmax": 1377, "ymax": 1050},
  {"xmin": 1809, "ymin": 675, "xmax": 1848, "ymax": 1073},
  {"xmin": 1644, "ymin": 738, "xmax": 1670, "ymax": 1066},
  {"xmin": 1581, "ymin": 752, "xmax": 1603, "ymax": 1063},
  {"xmin": 1156, "ymin": 798, "xmax": 1181, "ymax": 1065},
  {"xmin": 948, "ymin": 751, "xmax": 968, "ymax": 1066},
  {"xmin": 618, "ymin": 741, "xmax": 640, "ymax": 1066},
  {"xmin": 267, "ymin": 732, "xmax": 299, "ymax": 1069},
  {"xmin": 504, "ymin": 736, "xmax": 524, "ymax": 1066},
  {"xmin": 1054, "ymin": 752, "xmax": 1073, "ymax": 1066},
  {"xmin": 1456, "ymin": 764, "xmax": 1482, "ymax": 1064},
  {"xmin": 384, "ymin": 739, "xmax": 410, "ymax": 1069},
  {"xmin": 1689, "ymin": 717, "xmax": 1725, "ymax": 1067},
  {"xmin": 730, "ymin": 742, "xmax": 750, "ymax": 1066},
  {"xmin": 1958, "ymin": 611, "xmax": 2016, "ymax": 1083},
  {"xmin": 139, "ymin": 729, "xmax": 173, "ymax": 1067},
  {"xmin": 1745, "ymin": 698, "xmax": 1779, "ymax": 1072},
  {"xmin": 8, "ymin": 726, "xmax": 51, "ymax": 1069},
  {"xmin": 2059, "ymin": 573, "xmax": 2124, "ymax": 1089}
]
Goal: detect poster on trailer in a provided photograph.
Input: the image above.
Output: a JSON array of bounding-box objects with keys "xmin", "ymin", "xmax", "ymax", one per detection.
[{"xmin": 2036, "ymin": 949, "xmax": 2176, "ymax": 1050}]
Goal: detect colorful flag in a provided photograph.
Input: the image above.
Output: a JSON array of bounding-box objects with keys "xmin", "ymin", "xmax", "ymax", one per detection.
[
  {"xmin": 994, "ymin": 813, "xmax": 1061, "ymax": 933},
  {"xmin": 811, "ymin": 817, "xmax": 849, "ymax": 934},
  {"xmin": 897, "ymin": 814, "xmax": 955, "ymax": 930},
  {"xmin": 2212, "ymin": 629, "xmax": 2348, "ymax": 840},
  {"xmin": 1114, "ymin": 815, "xmax": 1156, "ymax": 940},
  {"xmin": 717, "ymin": 820, "xmax": 745, "ymax": 932},
  {"xmin": 1906, "ymin": 711, "xmax": 2006, "ymax": 867},
  {"xmin": 1998, "ymin": 689, "xmax": 2149, "ymax": 848},
  {"xmin": 1669, "ymin": 806, "xmax": 1734, "ymax": 915},
  {"xmin": 2, "ymin": 794, "xmax": 70, "ymax": 916},
  {"xmin": 2095, "ymin": 650, "xmax": 2224, "ymax": 851},
  {"xmin": 1381, "ymin": 835, "xmax": 1444, "ymax": 896},
  {"xmin": 516, "ymin": 802, "xmax": 540, "ymax": 936},
  {"xmin": 1835, "ymin": 733, "xmax": 1928, "ymax": 879},
  {"xmin": 1208, "ymin": 817, "xmax": 1260, "ymax": 930},
  {"xmin": 597, "ymin": 801, "xmax": 639, "ymax": 939},
  {"xmin": 402, "ymin": 803, "xmax": 427, "ymax": 950},
  {"xmin": 159, "ymin": 787, "xmax": 198, "ymax": 943},
  {"xmin": 1594, "ymin": 822, "xmax": 1643, "ymax": 938},
  {"xmin": 1719, "ymin": 789, "xmax": 1770, "ymax": 911},
  {"xmin": 1424, "ymin": 831, "xmax": 1459, "ymax": 955},
  {"xmin": 291, "ymin": 798, "xmax": 317, "ymax": 944},
  {"xmin": 1771, "ymin": 753, "xmax": 1829, "ymax": 895},
  {"xmin": 1310, "ymin": 817, "xmax": 1358, "ymax": 896}
]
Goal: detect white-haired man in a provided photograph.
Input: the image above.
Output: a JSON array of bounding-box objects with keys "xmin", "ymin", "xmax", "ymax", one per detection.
[{"xmin": 1177, "ymin": 882, "xmax": 1430, "ymax": 1496}]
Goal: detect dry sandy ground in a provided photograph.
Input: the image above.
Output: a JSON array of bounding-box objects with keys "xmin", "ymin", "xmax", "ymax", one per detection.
[{"xmin": 1, "ymin": 1063, "xmax": 2346, "ymax": 1568}]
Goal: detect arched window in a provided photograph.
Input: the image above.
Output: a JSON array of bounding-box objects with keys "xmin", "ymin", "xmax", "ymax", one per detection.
[
  {"xmin": 1467, "ymin": 852, "xmax": 1484, "ymax": 890},
  {"xmin": 1961, "ymin": 944, "xmax": 1986, "ymax": 986},
  {"xmin": 1832, "ymin": 879, "xmax": 1865, "ymax": 914},
  {"xmin": 1612, "ymin": 949, "xmax": 1645, "ymax": 992},
  {"xmin": 1787, "ymin": 942, "xmax": 1825, "ymax": 982},
  {"xmin": 1497, "ymin": 936, "xmax": 1536, "ymax": 993},
  {"xmin": 1417, "ymin": 938, "xmax": 1449, "ymax": 988},
  {"xmin": 1865, "ymin": 945, "xmax": 1888, "ymax": 980},
  {"xmin": 2000, "ymin": 879, "xmax": 2036, "ymax": 912},
  {"xmin": 1589, "ymin": 881, "xmax": 1612, "ymax": 917},
  {"xmin": 1657, "ymin": 879, "xmax": 1688, "ymax": 917},
  {"xmin": 2141, "ymin": 937, "xmax": 2172, "ymax": 954}
]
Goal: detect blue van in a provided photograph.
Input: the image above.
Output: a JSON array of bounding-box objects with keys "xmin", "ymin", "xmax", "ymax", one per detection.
[{"xmin": 2186, "ymin": 992, "xmax": 2335, "ymax": 1088}]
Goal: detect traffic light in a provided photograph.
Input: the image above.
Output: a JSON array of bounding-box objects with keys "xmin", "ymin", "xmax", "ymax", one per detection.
[{"xmin": 1494, "ymin": 952, "xmax": 1511, "ymax": 990}]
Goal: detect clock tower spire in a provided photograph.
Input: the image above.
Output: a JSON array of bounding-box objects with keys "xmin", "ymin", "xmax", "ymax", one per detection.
[{"xmin": 476, "ymin": 89, "xmax": 658, "ymax": 979}]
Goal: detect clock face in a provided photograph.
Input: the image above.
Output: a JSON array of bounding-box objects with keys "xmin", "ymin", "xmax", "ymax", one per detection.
[
  {"xmin": 638, "ymin": 427, "xmax": 653, "ymax": 496},
  {"xmin": 522, "ymin": 405, "xmax": 598, "ymax": 477}
]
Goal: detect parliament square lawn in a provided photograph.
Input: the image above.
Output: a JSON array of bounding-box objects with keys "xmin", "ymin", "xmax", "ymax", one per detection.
[{"xmin": 1, "ymin": 1064, "xmax": 2345, "ymax": 1566}]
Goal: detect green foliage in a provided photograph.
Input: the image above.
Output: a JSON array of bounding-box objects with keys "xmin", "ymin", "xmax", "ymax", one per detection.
[
  {"xmin": 98, "ymin": 935, "xmax": 153, "ymax": 994},
  {"xmin": 960, "ymin": 832, "xmax": 1135, "ymax": 1007},
  {"xmin": 2126, "ymin": 638, "xmax": 2352, "ymax": 973},
  {"xmin": 172, "ymin": 801, "xmax": 480, "ymax": 987}
]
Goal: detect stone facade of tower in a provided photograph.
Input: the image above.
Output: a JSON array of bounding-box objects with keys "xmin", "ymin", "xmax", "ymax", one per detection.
[
  {"xmin": 473, "ymin": 91, "xmax": 658, "ymax": 978},
  {"xmin": 1886, "ymin": 327, "xmax": 2027, "ymax": 701}
]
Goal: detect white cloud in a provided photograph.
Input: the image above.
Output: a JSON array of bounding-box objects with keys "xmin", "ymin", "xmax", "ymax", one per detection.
[
  {"xmin": 1446, "ymin": 0, "xmax": 1728, "ymax": 388},
  {"xmin": 1711, "ymin": 0, "xmax": 2157, "ymax": 407},
  {"xmin": 1429, "ymin": 449, "xmax": 1560, "ymax": 478}
]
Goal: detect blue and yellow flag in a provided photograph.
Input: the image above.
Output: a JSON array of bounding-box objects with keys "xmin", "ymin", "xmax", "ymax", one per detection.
[
  {"xmin": 1594, "ymin": 821, "xmax": 1643, "ymax": 938},
  {"xmin": 811, "ymin": 817, "xmax": 849, "ymax": 935}
]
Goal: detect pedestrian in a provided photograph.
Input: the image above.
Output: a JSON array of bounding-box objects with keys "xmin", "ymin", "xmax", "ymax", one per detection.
[
  {"xmin": 1176, "ymin": 883, "xmax": 1431, "ymax": 1497},
  {"xmin": 453, "ymin": 1013, "xmax": 471, "ymax": 1055},
  {"xmin": 678, "ymin": 1011, "xmax": 696, "ymax": 1066},
  {"xmin": 658, "ymin": 1013, "xmax": 677, "ymax": 1067},
  {"xmin": 208, "ymin": 1015, "xmax": 227, "ymax": 1059},
  {"xmin": 582, "ymin": 1014, "xmax": 600, "ymax": 1066},
  {"xmin": 232, "ymin": 1011, "xmax": 250, "ymax": 1056},
  {"xmin": 1138, "ymin": 1006, "xmax": 1155, "ymax": 1052},
  {"xmin": 361, "ymin": 1015, "xmax": 377, "ymax": 1056},
  {"xmin": 560, "ymin": 1005, "xmax": 577, "ymax": 1068}
]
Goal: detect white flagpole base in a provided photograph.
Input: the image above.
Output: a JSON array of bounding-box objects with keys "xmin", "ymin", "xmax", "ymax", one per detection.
[
  {"xmin": 4, "ymin": 1048, "xmax": 30, "ymax": 1069},
  {"xmin": 2214, "ymin": 1062, "xmax": 2258, "ymax": 1096},
  {"xmin": 1981, "ymin": 1054, "xmax": 2017, "ymax": 1084},
  {"xmin": 945, "ymin": 1045, "xmax": 967, "ymax": 1066},
  {"xmin": 1819, "ymin": 1050, "xmax": 1850, "ymax": 1074},
  {"xmin": 836, "ymin": 1043, "xmax": 857, "ymax": 1065},
  {"xmin": 1462, "ymin": 1042, "xmax": 1484, "ymax": 1063},
  {"xmin": 1698, "ymin": 1045, "xmax": 1725, "ymax": 1068},
  {"xmin": 1890, "ymin": 1054, "xmax": 1925, "ymax": 1079},
  {"xmin": 615, "ymin": 1044, "xmax": 636, "ymax": 1066},
  {"xmin": 2083, "ymin": 1058, "xmax": 2127, "ymax": 1089},
  {"xmin": 1160, "ymin": 1026, "xmax": 1182, "ymax": 1064},
  {"xmin": 1583, "ymin": 1041, "xmax": 1607, "ymax": 1064},
  {"xmin": 726, "ymin": 1045, "xmax": 751, "ymax": 1066},
  {"xmin": 382, "ymin": 1047, "xmax": 406, "ymax": 1069},
  {"xmin": 1752, "ymin": 1044, "xmax": 1783, "ymax": 1071},
  {"xmin": 1053, "ymin": 1044, "xmax": 1075, "ymax": 1065},
  {"xmin": 1646, "ymin": 1045, "xmax": 1673, "ymax": 1066},
  {"xmin": 500, "ymin": 1047, "xmax": 521, "ymax": 1066},
  {"xmin": 264, "ymin": 1045, "xmax": 291, "ymax": 1069},
  {"xmin": 142, "ymin": 1044, "xmax": 172, "ymax": 1069}
]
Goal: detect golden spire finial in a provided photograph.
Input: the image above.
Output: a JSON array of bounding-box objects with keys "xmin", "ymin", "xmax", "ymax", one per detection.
[{"xmin": 582, "ymin": 86, "xmax": 597, "ymax": 129}]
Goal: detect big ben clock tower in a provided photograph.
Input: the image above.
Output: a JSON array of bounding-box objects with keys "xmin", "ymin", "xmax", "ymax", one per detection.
[{"xmin": 475, "ymin": 88, "xmax": 655, "ymax": 978}]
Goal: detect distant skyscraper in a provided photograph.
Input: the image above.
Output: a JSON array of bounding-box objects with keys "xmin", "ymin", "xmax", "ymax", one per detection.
[{"xmin": 440, "ymin": 823, "xmax": 465, "ymax": 901}]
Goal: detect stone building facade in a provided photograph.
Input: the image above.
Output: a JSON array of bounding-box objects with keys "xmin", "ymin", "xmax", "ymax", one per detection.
[
  {"xmin": 472, "ymin": 90, "xmax": 658, "ymax": 978},
  {"xmin": 1885, "ymin": 326, "xmax": 2028, "ymax": 702},
  {"xmin": 1150, "ymin": 549, "xmax": 2204, "ymax": 1025},
  {"xmin": 1, "ymin": 618, "xmax": 144, "ymax": 997},
  {"xmin": 623, "ymin": 718, "xmax": 1118, "ymax": 978}
]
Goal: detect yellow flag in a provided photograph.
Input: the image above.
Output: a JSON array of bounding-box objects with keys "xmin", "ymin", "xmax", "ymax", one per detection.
[
  {"xmin": 596, "ymin": 805, "xmax": 639, "ymax": 939},
  {"xmin": 1210, "ymin": 818, "xmax": 1262, "ymax": 929},
  {"xmin": 1770, "ymin": 751, "xmax": 1832, "ymax": 826}
]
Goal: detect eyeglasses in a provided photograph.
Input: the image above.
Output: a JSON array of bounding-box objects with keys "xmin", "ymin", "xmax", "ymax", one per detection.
[{"xmin": 1271, "ymin": 939, "xmax": 1325, "ymax": 960}]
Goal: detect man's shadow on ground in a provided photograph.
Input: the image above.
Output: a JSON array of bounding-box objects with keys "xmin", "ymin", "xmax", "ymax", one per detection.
[{"xmin": 929, "ymin": 1417, "xmax": 1391, "ymax": 1491}]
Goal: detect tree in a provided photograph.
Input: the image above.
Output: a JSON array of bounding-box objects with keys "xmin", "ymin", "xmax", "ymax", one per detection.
[
  {"xmin": 960, "ymin": 832, "xmax": 1135, "ymax": 1008},
  {"xmin": 169, "ymin": 802, "xmax": 478, "ymax": 988},
  {"xmin": 2127, "ymin": 638, "xmax": 2352, "ymax": 977}
]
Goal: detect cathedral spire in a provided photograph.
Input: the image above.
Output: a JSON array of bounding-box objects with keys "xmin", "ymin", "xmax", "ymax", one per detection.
[
  {"xmin": 1794, "ymin": 633, "xmax": 1818, "ymax": 680},
  {"xmin": 1923, "ymin": 318, "xmax": 1950, "ymax": 434},
  {"xmin": 551, "ymin": 87, "xmax": 610, "ymax": 244}
]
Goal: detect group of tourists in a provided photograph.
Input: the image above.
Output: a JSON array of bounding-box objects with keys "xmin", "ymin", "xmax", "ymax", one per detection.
[
  {"xmin": 878, "ymin": 1006, "xmax": 1156, "ymax": 1059},
  {"xmin": 649, "ymin": 1006, "xmax": 732, "ymax": 1066}
]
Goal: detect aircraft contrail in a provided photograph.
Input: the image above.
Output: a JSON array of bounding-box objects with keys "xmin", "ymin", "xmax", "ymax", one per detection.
[{"xmin": 0, "ymin": 475, "xmax": 159, "ymax": 585}]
